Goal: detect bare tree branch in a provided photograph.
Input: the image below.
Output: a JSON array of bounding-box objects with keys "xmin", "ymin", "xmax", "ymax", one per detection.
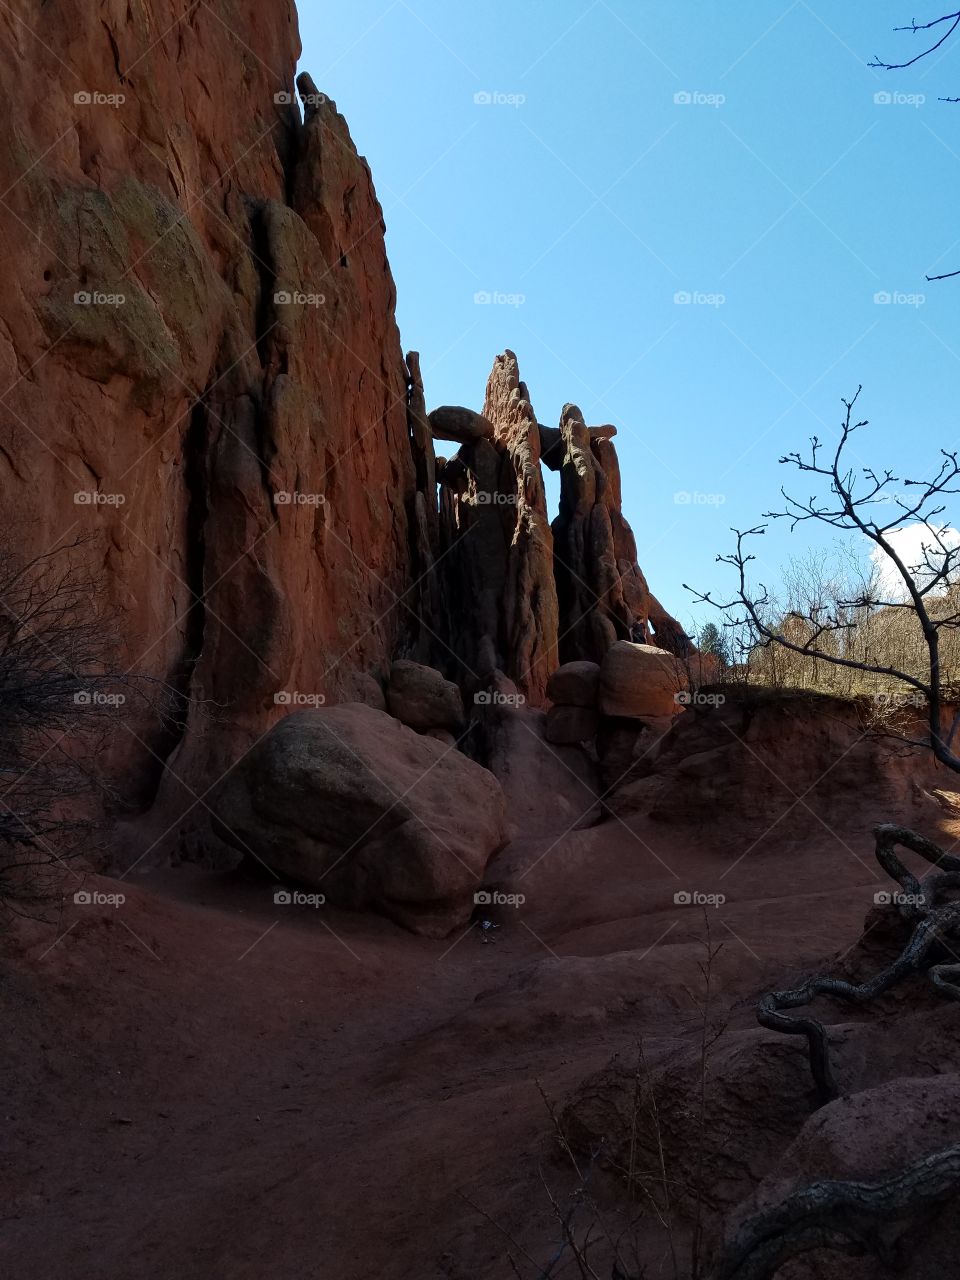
[{"xmin": 686, "ymin": 389, "xmax": 960, "ymax": 769}]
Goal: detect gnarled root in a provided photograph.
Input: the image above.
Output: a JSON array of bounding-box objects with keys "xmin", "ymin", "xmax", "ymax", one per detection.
[
  {"xmin": 758, "ymin": 825, "xmax": 960, "ymax": 1104},
  {"xmin": 708, "ymin": 1144, "xmax": 960, "ymax": 1280}
]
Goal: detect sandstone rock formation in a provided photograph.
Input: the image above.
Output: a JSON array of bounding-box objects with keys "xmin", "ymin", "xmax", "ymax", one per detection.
[
  {"xmin": 541, "ymin": 646, "xmax": 685, "ymax": 750},
  {"xmin": 0, "ymin": 0, "xmax": 690, "ymax": 873},
  {"xmin": 428, "ymin": 405, "xmax": 494, "ymax": 444},
  {"xmin": 0, "ymin": 5, "xmax": 422, "ymax": 840},
  {"xmin": 424, "ymin": 351, "xmax": 559, "ymax": 704},
  {"xmin": 424, "ymin": 352, "xmax": 691, "ymax": 706},
  {"xmin": 212, "ymin": 704, "xmax": 505, "ymax": 936}
]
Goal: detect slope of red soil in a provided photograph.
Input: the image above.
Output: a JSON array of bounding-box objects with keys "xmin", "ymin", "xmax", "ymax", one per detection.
[{"xmin": 5, "ymin": 743, "xmax": 956, "ymax": 1280}]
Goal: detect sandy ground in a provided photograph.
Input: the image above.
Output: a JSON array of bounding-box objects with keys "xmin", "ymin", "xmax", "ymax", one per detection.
[{"xmin": 3, "ymin": 791, "xmax": 934, "ymax": 1280}]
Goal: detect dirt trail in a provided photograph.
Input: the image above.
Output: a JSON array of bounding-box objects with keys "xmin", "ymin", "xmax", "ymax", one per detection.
[{"xmin": 1, "ymin": 803, "xmax": 944, "ymax": 1280}]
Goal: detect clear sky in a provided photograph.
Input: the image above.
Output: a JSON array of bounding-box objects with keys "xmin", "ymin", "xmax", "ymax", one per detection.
[{"xmin": 296, "ymin": 1, "xmax": 960, "ymax": 632}]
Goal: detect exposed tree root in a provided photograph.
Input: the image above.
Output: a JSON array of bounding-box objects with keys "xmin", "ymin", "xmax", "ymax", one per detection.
[
  {"xmin": 758, "ymin": 824, "xmax": 960, "ymax": 1103},
  {"xmin": 708, "ymin": 1144, "xmax": 960, "ymax": 1280}
]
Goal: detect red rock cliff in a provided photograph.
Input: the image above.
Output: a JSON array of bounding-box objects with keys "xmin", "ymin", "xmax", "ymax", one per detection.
[
  {"xmin": 0, "ymin": 1, "xmax": 691, "ymax": 859},
  {"xmin": 0, "ymin": 3, "xmax": 416, "ymax": 836}
]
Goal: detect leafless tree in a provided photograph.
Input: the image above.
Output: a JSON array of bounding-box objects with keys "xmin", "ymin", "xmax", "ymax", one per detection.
[
  {"xmin": 870, "ymin": 10, "xmax": 960, "ymax": 279},
  {"xmin": 0, "ymin": 537, "xmax": 166, "ymax": 918},
  {"xmin": 680, "ymin": 394, "xmax": 960, "ymax": 1270},
  {"xmin": 687, "ymin": 388, "xmax": 960, "ymax": 767},
  {"xmin": 870, "ymin": 9, "xmax": 960, "ymax": 88}
]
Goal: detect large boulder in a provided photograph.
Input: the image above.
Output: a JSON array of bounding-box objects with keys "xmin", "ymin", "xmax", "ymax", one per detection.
[
  {"xmin": 599, "ymin": 641, "xmax": 685, "ymax": 720},
  {"xmin": 387, "ymin": 660, "xmax": 465, "ymax": 734},
  {"xmin": 213, "ymin": 705, "xmax": 506, "ymax": 937},
  {"xmin": 336, "ymin": 670, "xmax": 386, "ymax": 712},
  {"xmin": 715, "ymin": 1075, "xmax": 960, "ymax": 1279},
  {"xmin": 428, "ymin": 405, "xmax": 494, "ymax": 443},
  {"xmin": 546, "ymin": 660, "xmax": 600, "ymax": 708}
]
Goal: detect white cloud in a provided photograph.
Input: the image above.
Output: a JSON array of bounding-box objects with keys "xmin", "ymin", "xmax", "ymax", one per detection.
[{"xmin": 870, "ymin": 523, "xmax": 960, "ymax": 600}]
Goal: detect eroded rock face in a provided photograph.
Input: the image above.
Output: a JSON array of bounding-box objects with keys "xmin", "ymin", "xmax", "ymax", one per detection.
[
  {"xmin": 426, "ymin": 353, "xmax": 693, "ymax": 708},
  {"xmin": 0, "ymin": 6, "xmax": 417, "ymax": 840},
  {"xmin": 428, "ymin": 352, "xmax": 690, "ymax": 705},
  {"xmin": 482, "ymin": 352, "xmax": 560, "ymax": 703},
  {"xmin": 212, "ymin": 704, "xmax": 506, "ymax": 936},
  {"xmin": 426, "ymin": 352, "xmax": 559, "ymax": 705},
  {"xmin": 428, "ymin": 405, "xmax": 494, "ymax": 444}
]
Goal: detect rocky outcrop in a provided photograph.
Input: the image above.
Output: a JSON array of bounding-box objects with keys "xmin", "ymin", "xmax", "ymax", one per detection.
[
  {"xmin": 0, "ymin": 0, "xmax": 691, "ymax": 872},
  {"xmin": 542, "ymin": 645, "xmax": 685, "ymax": 750},
  {"xmin": 0, "ymin": 4, "xmax": 419, "ymax": 841},
  {"xmin": 482, "ymin": 351, "xmax": 560, "ymax": 701},
  {"xmin": 551, "ymin": 404, "xmax": 688, "ymax": 662},
  {"xmin": 425, "ymin": 351, "xmax": 559, "ymax": 704},
  {"xmin": 423, "ymin": 361, "xmax": 694, "ymax": 699},
  {"xmin": 426, "ymin": 352, "xmax": 691, "ymax": 705},
  {"xmin": 212, "ymin": 704, "xmax": 505, "ymax": 936}
]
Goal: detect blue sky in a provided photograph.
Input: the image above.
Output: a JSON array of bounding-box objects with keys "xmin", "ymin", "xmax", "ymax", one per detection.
[{"xmin": 297, "ymin": 1, "xmax": 960, "ymax": 632}]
